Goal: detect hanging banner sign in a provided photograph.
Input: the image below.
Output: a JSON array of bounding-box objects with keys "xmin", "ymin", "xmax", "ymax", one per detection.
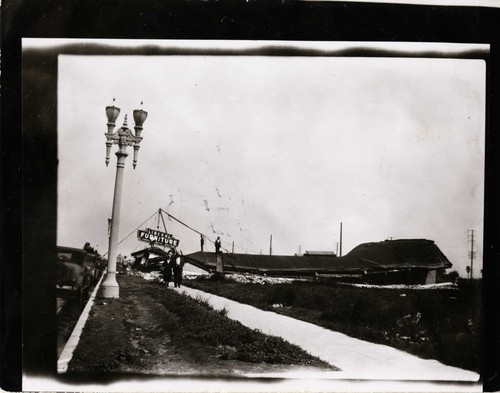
[{"xmin": 137, "ymin": 228, "xmax": 179, "ymax": 247}]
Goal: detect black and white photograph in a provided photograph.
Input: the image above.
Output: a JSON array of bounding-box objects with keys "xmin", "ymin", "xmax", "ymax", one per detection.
[{"xmin": 18, "ymin": 37, "xmax": 490, "ymax": 391}]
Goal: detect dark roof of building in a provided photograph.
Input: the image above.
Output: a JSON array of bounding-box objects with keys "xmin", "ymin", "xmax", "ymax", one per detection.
[
  {"xmin": 343, "ymin": 239, "xmax": 452, "ymax": 269},
  {"xmin": 185, "ymin": 239, "xmax": 452, "ymax": 276}
]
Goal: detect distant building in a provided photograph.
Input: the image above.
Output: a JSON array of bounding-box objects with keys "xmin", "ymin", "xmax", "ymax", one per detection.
[
  {"xmin": 304, "ymin": 251, "xmax": 337, "ymax": 256},
  {"xmin": 185, "ymin": 239, "xmax": 452, "ymax": 285}
]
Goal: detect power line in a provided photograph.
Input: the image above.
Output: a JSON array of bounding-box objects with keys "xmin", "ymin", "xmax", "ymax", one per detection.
[{"xmin": 159, "ymin": 208, "xmax": 260, "ymax": 254}]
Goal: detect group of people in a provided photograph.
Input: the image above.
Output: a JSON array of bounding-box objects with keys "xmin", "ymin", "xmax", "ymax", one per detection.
[
  {"xmin": 201, "ymin": 234, "xmax": 223, "ymax": 256},
  {"xmin": 164, "ymin": 235, "xmax": 224, "ymax": 287},
  {"xmin": 163, "ymin": 249, "xmax": 184, "ymax": 288}
]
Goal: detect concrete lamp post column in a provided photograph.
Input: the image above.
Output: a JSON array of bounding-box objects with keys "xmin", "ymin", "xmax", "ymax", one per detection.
[{"xmin": 102, "ymin": 101, "xmax": 148, "ymax": 298}]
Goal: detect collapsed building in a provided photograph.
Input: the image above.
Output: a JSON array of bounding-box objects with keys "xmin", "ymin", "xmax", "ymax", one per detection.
[
  {"xmin": 185, "ymin": 239, "xmax": 452, "ymax": 285},
  {"xmin": 131, "ymin": 247, "xmax": 169, "ymax": 271}
]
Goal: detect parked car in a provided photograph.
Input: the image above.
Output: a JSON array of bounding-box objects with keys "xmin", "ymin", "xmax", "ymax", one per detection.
[{"xmin": 57, "ymin": 246, "xmax": 98, "ymax": 301}]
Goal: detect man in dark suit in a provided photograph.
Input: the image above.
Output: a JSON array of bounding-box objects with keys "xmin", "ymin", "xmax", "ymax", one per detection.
[
  {"xmin": 163, "ymin": 251, "xmax": 174, "ymax": 287},
  {"xmin": 215, "ymin": 237, "xmax": 221, "ymax": 255}
]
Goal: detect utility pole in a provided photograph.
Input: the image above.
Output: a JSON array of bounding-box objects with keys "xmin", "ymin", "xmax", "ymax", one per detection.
[
  {"xmin": 269, "ymin": 234, "xmax": 273, "ymax": 255},
  {"xmin": 299, "ymin": 245, "xmax": 301, "ymax": 254},
  {"xmin": 339, "ymin": 222, "xmax": 343, "ymax": 257},
  {"xmin": 467, "ymin": 229, "xmax": 476, "ymax": 281},
  {"xmin": 232, "ymin": 241, "xmax": 234, "ymax": 254}
]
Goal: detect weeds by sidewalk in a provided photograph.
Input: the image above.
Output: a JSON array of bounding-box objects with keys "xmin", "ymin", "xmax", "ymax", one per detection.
[{"xmin": 186, "ymin": 276, "xmax": 482, "ymax": 372}]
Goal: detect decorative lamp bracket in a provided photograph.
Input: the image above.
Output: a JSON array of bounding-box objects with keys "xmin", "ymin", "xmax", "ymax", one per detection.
[{"xmin": 105, "ymin": 105, "xmax": 147, "ymax": 167}]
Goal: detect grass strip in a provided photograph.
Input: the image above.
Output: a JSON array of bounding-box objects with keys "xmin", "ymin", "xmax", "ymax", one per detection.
[
  {"xmin": 147, "ymin": 282, "xmax": 335, "ymax": 367},
  {"xmin": 68, "ymin": 275, "xmax": 335, "ymax": 374}
]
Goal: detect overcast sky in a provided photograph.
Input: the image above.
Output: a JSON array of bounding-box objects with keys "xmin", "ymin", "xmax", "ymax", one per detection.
[{"xmin": 52, "ymin": 40, "xmax": 486, "ymax": 277}]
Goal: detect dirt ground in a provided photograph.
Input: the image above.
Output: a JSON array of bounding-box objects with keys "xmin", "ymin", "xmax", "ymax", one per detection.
[{"xmin": 67, "ymin": 275, "xmax": 334, "ymax": 376}]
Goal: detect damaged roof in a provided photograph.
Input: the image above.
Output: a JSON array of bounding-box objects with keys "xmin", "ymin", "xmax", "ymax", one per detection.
[
  {"xmin": 131, "ymin": 247, "xmax": 169, "ymax": 258},
  {"xmin": 185, "ymin": 239, "xmax": 452, "ymax": 276}
]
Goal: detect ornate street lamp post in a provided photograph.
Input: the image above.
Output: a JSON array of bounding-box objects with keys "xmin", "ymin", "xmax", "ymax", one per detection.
[{"xmin": 102, "ymin": 101, "xmax": 148, "ymax": 298}]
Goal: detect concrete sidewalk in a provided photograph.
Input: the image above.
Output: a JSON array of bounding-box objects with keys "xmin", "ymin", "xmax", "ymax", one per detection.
[{"xmin": 175, "ymin": 286, "xmax": 480, "ymax": 382}]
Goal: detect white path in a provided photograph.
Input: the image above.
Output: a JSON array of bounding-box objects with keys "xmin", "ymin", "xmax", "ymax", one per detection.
[
  {"xmin": 175, "ymin": 286, "xmax": 480, "ymax": 382},
  {"xmin": 57, "ymin": 273, "xmax": 105, "ymax": 373}
]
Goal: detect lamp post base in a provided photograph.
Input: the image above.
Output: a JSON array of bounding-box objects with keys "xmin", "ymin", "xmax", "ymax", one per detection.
[{"xmin": 102, "ymin": 273, "xmax": 120, "ymax": 298}]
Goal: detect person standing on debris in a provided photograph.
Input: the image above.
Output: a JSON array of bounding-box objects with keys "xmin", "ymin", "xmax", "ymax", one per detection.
[
  {"xmin": 173, "ymin": 251, "xmax": 184, "ymax": 288},
  {"xmin": 215, "ymin": 236, "xmax": 221, "ymax": 255},
  {"xmin": 200, "ymin": 234, "xmax": 204, "ymax": 252},
  {"xmin": 163, "ymin": 250, "xmax": 174, "ymax": 287}
]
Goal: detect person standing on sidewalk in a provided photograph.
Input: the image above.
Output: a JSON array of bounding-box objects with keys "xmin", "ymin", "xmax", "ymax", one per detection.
[
  {"xmin": 163, "ymin": 251, "xmax": 173, "ymax": 287},
  {"xmin": 173, "ymin": 251, "xmax": 184, "ymax": 288}
]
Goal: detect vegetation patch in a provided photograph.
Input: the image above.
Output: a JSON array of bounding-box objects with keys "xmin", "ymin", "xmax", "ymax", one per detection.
[
  {"xmin": 68, "ymin": 275, "xmax": 335, "ymax": 375},
  {"xmin": 156, "ymin": 286, "xmax": 333, "ymax": 367},
  {"xmin": 186, "ymin": 276, "xmax": 482, "ymax": 372}
]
